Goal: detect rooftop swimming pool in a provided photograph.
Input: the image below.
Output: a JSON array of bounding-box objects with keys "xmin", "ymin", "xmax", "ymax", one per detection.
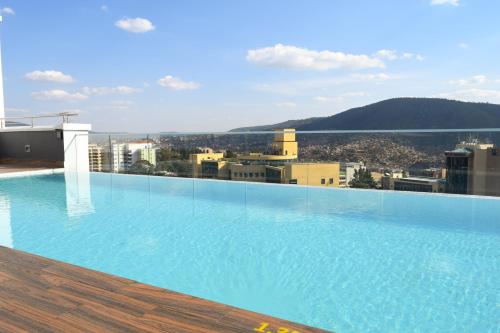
[{"xmin": 0, "ymin": 172, "xmax": 498, "ymax": 332}]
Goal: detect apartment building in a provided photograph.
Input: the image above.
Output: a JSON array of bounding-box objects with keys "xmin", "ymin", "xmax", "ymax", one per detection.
[
  {"xmin": 445, "ymin": 141, "xmax": 500, "ymax": 196},
  {"xmin": 110, "ymin": 143, "xmax": 128, "ymax": 172},
  {"xmin": 88, "ymin": 144, "xmax": 104, "ymax": 172}
]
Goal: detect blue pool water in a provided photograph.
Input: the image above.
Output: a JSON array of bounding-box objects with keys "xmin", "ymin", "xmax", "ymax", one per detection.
[{"xmin": 0, "ymin": 172, "xmax": 499, "ymax": 332}]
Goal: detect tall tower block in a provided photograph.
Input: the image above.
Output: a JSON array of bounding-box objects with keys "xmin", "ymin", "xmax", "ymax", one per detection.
[{"xmin": 0, "ymin": 15, "xmax": 5, "ymax": 127}]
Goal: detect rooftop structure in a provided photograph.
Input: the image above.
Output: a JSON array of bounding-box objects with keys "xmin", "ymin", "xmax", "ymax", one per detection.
[
  {"xmin": 238, "ymin": 128, "xmax": 298, "ymax": 163},
  {"xmin": 389, "ymin": 176, "xmax": 446, "ymax": 193},
  {"xmin": 445, "ymin": 142, "xmax": 500, "ymax": 196}
]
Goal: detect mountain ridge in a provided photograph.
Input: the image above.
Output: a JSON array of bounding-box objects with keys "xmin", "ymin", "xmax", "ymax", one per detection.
[{"xmin": 230, "ymin": 98, "xmax": 500, "ymax": 132}]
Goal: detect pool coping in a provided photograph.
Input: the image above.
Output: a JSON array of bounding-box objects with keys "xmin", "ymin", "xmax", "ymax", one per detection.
[{"xmin": 0, "ymin": 168, "xmax": 65, "ymax": 179}]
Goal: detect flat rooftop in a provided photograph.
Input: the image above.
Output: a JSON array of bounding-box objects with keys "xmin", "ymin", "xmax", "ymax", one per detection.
[{"xmin": 0, "ymin": 246, "xmax": 331, "ymax": 333}]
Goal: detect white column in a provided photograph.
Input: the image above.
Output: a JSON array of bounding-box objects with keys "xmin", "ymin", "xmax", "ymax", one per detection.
[
  {"xmin": 0, "ymin": 15, "xmax": 5, "ymax": 128},
  {"xmin": 56, "ymin": 123, "xmax": 92, "ymax": 172}
]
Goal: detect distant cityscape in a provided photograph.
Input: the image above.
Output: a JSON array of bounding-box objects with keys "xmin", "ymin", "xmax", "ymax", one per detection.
[{"xmin": 88, "ymin": 129, "xmax": 500, "ymax": 197}]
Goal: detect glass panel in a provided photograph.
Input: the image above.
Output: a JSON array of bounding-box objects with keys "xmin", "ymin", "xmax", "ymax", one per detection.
[{"xmin": 88, "ymin": 129, "xmax": 500, "ymax": 198}]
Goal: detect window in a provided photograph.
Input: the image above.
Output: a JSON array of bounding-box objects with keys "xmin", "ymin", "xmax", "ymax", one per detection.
[
  {"xmin": 493, "ymin": 149, "xmax": 498, "ymax": 156},
  {"xmin": 329, "ymin": 178, "xmax": 334, "ymax": 184},
  {"xmin": 244, "ymin": 173, "xmax": 248, "ymax": 178},
  {"xmin": 249, "ymin": 173, "xmax": 253, "ymax": 177},
  {"xmin": 321, "ymin": 178, "xmax": 326, "ymax": 184},
  {"xmin": 260, "ymin": 172, "xmax": 265, "ymax": 177}
]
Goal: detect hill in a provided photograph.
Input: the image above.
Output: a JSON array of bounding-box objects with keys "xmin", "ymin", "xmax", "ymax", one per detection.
[{"xmin": 231, "ymin": 98, "xmax": 500, "ymax": 131}]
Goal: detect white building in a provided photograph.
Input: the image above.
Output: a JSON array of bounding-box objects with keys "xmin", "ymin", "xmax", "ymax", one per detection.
[
  {"xmin": 109, "ymin": 141, "xmax": 158, "ymax": 172},
  {"xmin": 111, "ymin": 143, "xmax": 128, "ymax": 172},
  {"xmin": 343, "ymin": 162, "xmax": 365, "ymax": 187},
  {"xmin": 88, "ymin": 144, "xmax": 104, "ymax": 172}
]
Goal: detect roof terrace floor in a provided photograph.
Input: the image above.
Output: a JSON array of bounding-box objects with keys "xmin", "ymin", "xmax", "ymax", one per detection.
[
  {"xmin": 0, "ymin": 246, "xmax": 331, "ymax": 333},
  {"xmin": 0, "ymin": 159, "xmax": 63, "ymax": 174}
]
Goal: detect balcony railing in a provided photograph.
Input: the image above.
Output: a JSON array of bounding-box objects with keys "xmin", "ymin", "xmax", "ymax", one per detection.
[{"xmin": 0, "ymin": 112, "xmax": 79, "ymax": 129}]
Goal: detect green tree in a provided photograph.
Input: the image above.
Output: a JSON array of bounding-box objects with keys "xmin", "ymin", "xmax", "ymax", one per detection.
[
  {"xmin": 224, "ymin": 150, "xmax": 237, "ymax": 158},
  {"xmin": 155, "ymin": 160, "xmax": 190, "ymax": 177},
  {"xmin": 159, "ymin": 148, "xmax": 181, "ymax": 161},
  {"xmin": 128, "ymin": 160, "xmax": 154, "ymax": 175},
  {"xmin": 349, "ymin": 168, "xmax": 377, "ymax": 189}
]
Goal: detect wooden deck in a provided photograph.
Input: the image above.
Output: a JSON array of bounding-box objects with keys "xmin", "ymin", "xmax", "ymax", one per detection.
[
  {"xmin": 0, "ymin": 159, "xmax": 63, "ymax": 174},
  {"xmin": 0, "ymin": 246, "xmax": 331, "ymax": 333}
]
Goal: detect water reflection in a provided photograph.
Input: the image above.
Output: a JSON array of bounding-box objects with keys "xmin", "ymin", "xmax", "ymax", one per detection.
[
  {"xmin": 0, "ymin": 194, "xmax": 12, "ymax": 247},
  {"xmin": 64, "ymin": 171, "xmax": 94, "ymax": 218}
]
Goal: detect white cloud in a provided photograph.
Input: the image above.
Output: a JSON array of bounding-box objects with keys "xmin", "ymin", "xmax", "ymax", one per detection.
[
  {"xmin": 157, "ymin": 75, "xmax": 201, "ymax": 90},
  {"xmin": 434, "ymin": 89, "xmax": 500, "ymax": 102},
  {"xmin": 25, "ymin": 70, "xmax": 74, "ymax": 83},
  {"xmin": 374, "ymin": 49, "xmax": 398, "ymax": 61},
  {"xmin": 430, "ymin": 0, "xmax": 459, "ymax": 6},
  {"xmin": 82, "ymin": 86, "xmax": 142, "ymax": 95},
  {"xmin": 449, "ymin": 75, "xmax": 488, "ymax": 86},
  {"xmin": 375, "ymin": 50, "xmax": 424, "ymax": 61},
  {"xmin": 0, "ymin": 7, "xmax": 14, "ymax": 15},
  {"xmin": 109, "ymin": 100, "xmax": 133, "ymax": 110},
  {"xmin": 350, "ymin": 73, "xmax": 396, "ymax": 82},
  {"xmin": 247, "ymin": 44, "xmax": 384, "ymax": 71},
  {"xmin": 32, "ymin": 89, "xmax": 88, "ymax": 101},
  {"xmin": 313, "ymin": 96, "xmax": 329, "ymax": 103},
  {"xmin": 275, "ymin": 102, "xmax": 297, "ymax": 108},
  {"xmin": 115, "ymin": 17, "xmax": 155, "ymax": 33},
  {"xmin": 458, "ymin": 42, "xmax": 469, "ymax": 49},
  {"xmin": 254, "ymin": 73, "xmax": 398, "ymax": 96}
]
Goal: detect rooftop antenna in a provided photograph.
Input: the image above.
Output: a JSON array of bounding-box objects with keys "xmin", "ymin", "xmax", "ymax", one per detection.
[{"xmin": 0, "ymin": 15, "xmax": 4, "ymax": 128}]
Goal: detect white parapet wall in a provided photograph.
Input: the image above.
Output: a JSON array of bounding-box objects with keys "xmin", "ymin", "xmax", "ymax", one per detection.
[{"xmin": 55, "ymin": 123, "xmax": 91, "ymax": 173}]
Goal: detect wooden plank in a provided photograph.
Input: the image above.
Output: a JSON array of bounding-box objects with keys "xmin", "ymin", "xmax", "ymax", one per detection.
[{"xmin": 0, "ymin": 246, "xmax": 333, "ymax": 333}]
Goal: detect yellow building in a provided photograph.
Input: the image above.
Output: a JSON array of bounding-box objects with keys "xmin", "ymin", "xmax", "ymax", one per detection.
[
  {"xmin": 190, "ymin": 152, "xmax": 224, "ymax": 177},
  {"xmin": 88, "ymin": 144, "xmax": 104, "ymax": 172},
  {"xmin": 192, "ymin": 129, "xmax": 341, "ymax": 188},
  {"xmin": 283, "ymin": 163, "xmax": 341, "ymax": 187},
  {"xmin": 228, "ymin": 163, "xmax": 267, "ymax": 182},
  {"xmin": 200, "ymin": 160, "xmax": 230, "ymax": 179},
  {"xmin": 264, "ymin": 163, "xmax": 340, "ymax": 187},
  {"xmin": 238, "ymin": 129, "xmax": 298, "ymax": 163},
  {"xmin": 226, "ymin": 161, "xmax": 340, "ymax": 187}
]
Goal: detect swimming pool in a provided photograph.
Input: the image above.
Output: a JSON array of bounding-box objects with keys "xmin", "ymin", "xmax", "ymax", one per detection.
[{"xmin": 0, "ymin": 172, "xmax": 498, "ymax": 332}]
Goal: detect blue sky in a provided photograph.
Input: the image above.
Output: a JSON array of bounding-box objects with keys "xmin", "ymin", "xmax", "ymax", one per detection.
[{"xmin": 1, "ymin": 0, "xmax": 499, "ymax": 132}]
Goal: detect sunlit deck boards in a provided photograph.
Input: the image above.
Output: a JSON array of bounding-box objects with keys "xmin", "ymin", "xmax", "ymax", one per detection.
[
  {"xmin": 0, "ymin": 246, "xmax": 331, "ymax": 333},
  {"xmin": 0, "ymin": 160, "xmax": 63, "ymax": 174}
]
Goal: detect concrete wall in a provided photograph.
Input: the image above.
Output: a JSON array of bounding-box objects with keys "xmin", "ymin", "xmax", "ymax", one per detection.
[{"xmin": 0, "ymin": 129, "xmax": 64, "ymax": 161}]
